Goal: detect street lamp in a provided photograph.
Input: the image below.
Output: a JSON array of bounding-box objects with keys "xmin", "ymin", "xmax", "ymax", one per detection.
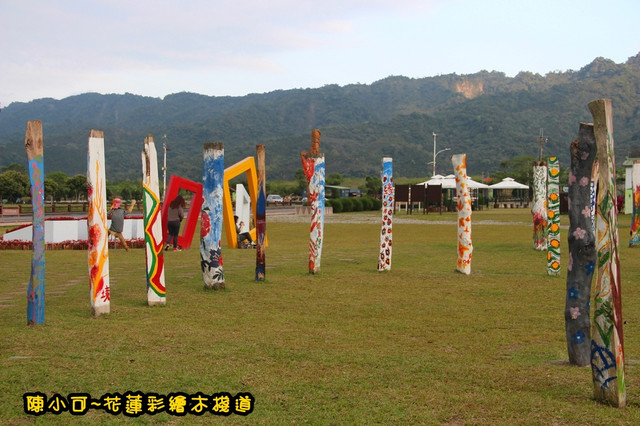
[{"xmin": 428, "ymin": 132, "xmax": 450, "ymax": 177}]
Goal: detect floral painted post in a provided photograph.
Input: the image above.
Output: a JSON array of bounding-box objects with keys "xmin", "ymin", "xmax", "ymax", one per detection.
[
  {"xmin": 629, "ymin": 161, "xmax": 640, "ymax": 247},
  {"xmin": 589, "ymin": 98, "xmax": 626, "ymax": 407},
  {"xmin": 452, "ymin": 154, "xmax": 472, "ymax": 274},
  {"xmin": 378, "ymin": 157, "xmax": 394, "ymax": 271},
  {"xmin": 565, "ymin": 123, "xmax": 597, "ymax": 366},
  {"xmin": 547, "ymin": 156, "xmax": 560, "ymax": 275},
  {"xmin": 201, "ymin": 143, "xmax": 225, "ymax": 290},
  {"xmin": 25, "ymin": 120, "xmax": 45, "ymax": 324},
  {"xmin": 87, "ymin": 130, "xmax": 110, "ymax": 316},
  {"xmin": 300, "ymin": 129, "xmax": 325, "ymax": 274},
  {"xmin": 532, "ymin": 162, "xmax": 548, "ymax": 250},
  {"xmin": 142, "ymin": 134, "xmax": 166, "ymax": 305},
  {"xmin": 255, "ymin": 144, "xmax": 267, "ymax": 281}
]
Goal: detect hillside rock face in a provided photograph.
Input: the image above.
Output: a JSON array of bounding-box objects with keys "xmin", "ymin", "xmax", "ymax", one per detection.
[{"xmin": 455, "ymin": 80, "xmax": 484, "ymax": 99}]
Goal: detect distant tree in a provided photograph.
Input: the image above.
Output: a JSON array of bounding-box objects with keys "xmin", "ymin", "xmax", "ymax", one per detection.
[
  {"xmin": 362, "ymin": 175, "xmax": 382, "ymax": 197},
  {"xmin": 0, "ymin": 170, "xmax": 30, "ymax": 202},
  {"xmin": 326, "ymin": 172, "xmax": 344, "ymax": 186},
  {"xmin": 491, "ymin": 155, "xmax": 536, "ymax": 189},
  {"xmin": 1, "ymin": 163, "xmax": 28, "ymax": 175},
  {"xmin": 294, "ymin": 168, "xmax": 307, "ymax": 194},
  {"xmin": 47, "ymin": 171, "xmax": 70, "ymax": 200},
  {"xmin": 44, "ymin": 178, "xmax": 60, "ymax": 202},
  {"xmin": 67, "ymin": 174, "xmax": 88, "ymax": 201}
]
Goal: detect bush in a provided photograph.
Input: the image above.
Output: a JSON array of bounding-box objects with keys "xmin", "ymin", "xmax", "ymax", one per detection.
[
  {"xmin": 329, "ymin": 198, "xmax": 343, "ymax": 213},
  {"xmin": 351, "ymin": 197, "xmax": 363, "ymax": 211},
  {"xmin": 360, "ymin": 196, "xmax": 373, "ymax": 211},
  {"xmin": 341, "ymin": 197, "xmax": 354, "ymax": 212},
  {"xmin": 371, "ymin": 197, "xmax": 382, "ymax": 210}
]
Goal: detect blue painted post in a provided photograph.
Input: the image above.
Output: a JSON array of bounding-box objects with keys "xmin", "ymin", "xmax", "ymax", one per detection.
[
  {"xmin": 201, "ymin": 143, "xmax": 225, "ymax": 290},
  {"xmin": 255, "ymin": 145, "xmax": 266, "ymax": 281},
  {"xmin": 25, "ymin": 121, "xmax": 45, "ymax": 324}
]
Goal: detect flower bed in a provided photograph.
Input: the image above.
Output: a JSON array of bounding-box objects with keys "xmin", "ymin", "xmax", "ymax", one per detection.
[{"xmin": 0, "ymin": 238, "xmax": 146, "ymax": 250}]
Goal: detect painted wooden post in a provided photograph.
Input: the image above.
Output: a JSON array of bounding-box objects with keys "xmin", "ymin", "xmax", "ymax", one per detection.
[
  {"xmin": 565, "ymin": 123, "xmax": 597, "ymax": 366},
  {"xmin": 201, "ymin": 143, "xmax": 225, "ymax": 290},
  {"xmin": 547, "ymin": 156, "xmax": 560, "ymax": 275},
  {"xmin": 590, "ymin": 161, "xmax": 598, "ymax": 234},
  {"xmin": 142, "ymin": 134, "xmax": 166, "ymax": 305},
  {"xmin": 255, "ymin": 145, "xmax": 267, "ymax": 281},
  {"xmin": 25, "ymin": 120, "xmax": 45, "ymax": 324},
  {"xmin": 378, "ymin": 157, "xmax": 394, "ymax": 271},
  {"xmin": 300, "ymin": 129, "xmax": 325, "ymax": 274},
  {"xmin": 87, "ymin": 130, "xmax": 110, "ymax": 316},
  {"xmin": 629, "ymin": 161, "xmax": 640, "ymax": 247},
  {"xmin": 532, "ymin": 162, "xmax": 548, "ymax": 250},
  {"xmin": 589, "ymin": 98, "xmax": 626, "ymax": 407},
  {"xmin": 300, "ymin": 152, "xmax": 325, "ymax": 274},
  {"xmin": 452, "ymin": 154, "xmax": 472, "ymax": 274}
]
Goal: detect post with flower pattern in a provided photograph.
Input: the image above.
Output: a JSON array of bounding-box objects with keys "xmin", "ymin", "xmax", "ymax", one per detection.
[
  {"xmin": 452, "ymin": 154, "xmax": 472, "ymax": 274},
  {"xmin": 565, "ymin": 123, "xmax": 597, "ymax": 366},
  {"xmin": 378, "ymin": 157, "xmax": 394, "ymax": 271},
  {"xmin": 630, "ymin": 161, "xmax": 640, "ymax": 247},
  {"xmin": 87, "ymin": 130, "xmax": 110, "ymax": 316},
  {"xmin": 301, "ymin": 130, "xmax": 325, "ymax": 274},
  {"xmin": 201, "ymin": 143, "xmax": 225, "ymax": 290},
  {"xmin": 25, "ymin": 121, "xmax": 45, "ymax": 324},
  {"xmin": 589, "ymin": 98, "xmax": 625, "ymax": 407},
  {"xmin": 532, "ymin": 162, "xmax": 548, "ymax": 250},
  {"xmin": 547, "ymin": 156, "xmax": 560, "ymax": 275}
]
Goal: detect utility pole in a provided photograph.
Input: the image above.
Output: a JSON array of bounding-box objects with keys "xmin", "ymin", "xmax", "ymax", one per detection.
[{"xmin": 538, "ymin": 128, "xmax": 548, "ymax": 162}]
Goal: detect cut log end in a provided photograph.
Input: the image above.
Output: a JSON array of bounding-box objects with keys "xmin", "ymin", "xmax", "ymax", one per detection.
[
  {"xmin": 89, "ymin": 129, "xmax": 104, "ymax": 139},
  {"xmin": 204, "ymin": 142, "xmax": 224, "ymax": 151}
]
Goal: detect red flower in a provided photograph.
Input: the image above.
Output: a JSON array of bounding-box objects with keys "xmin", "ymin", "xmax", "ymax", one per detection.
[{"xmin": 201, "ymin": 212, "xmax": 211, "ymax": 237}]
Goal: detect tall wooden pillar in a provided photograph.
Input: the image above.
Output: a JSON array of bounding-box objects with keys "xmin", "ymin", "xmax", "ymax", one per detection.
[
  {"xmin": 547, "ymin": 156, "xmax": 560, "ymax": 275},
  {"xmin": 201, "ymin": 143, "xmax": 225, "ymax": 290},
  {"xmin": 87, "ymin": 130, "xmax": 110, "ymax": 316},
  {"xmin": 142, "ymin": 134, "xmax": 166, "ymax": 305},
  {"xmin": 589, "ymin": 98, "xmax": 626, "ymax": 407},
  {"xmin": 565, "ymin": 123, "xmax": 597, "ymax": 366},
  {"xmin": 452, "ymin": 154, "xmax": 472, "ymax": 274},
  {"xmin": 630, "ymin": 161, "xmax": 640, "ymax": 247},
  {"xmin": 25, "ymin": 121, "xmax": 45, "ymax": 324},
  {"xmin": 255, "ymin": 145, "xmax": 267, "ymax": 281},
  {"xmin": 378, "ymin": 157, "xmax": 394, "ymax": 271},
  {"xmin": 301, "ymin": 130, "xmax": 325, "ymax": 274},
  {"xmin": 532, "ymin": 162, "xmax": 548, "ymax": 250}
]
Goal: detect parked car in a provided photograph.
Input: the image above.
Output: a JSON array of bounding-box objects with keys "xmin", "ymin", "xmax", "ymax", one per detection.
[{"xmin": 266, "ymin": 194, "xmax": 283, "ymax": 205}]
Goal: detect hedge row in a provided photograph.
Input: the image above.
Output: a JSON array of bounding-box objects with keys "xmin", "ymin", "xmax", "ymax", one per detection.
[{"xmin": 325, "ymin": 196, "xmax": 382, "ymax": 213}]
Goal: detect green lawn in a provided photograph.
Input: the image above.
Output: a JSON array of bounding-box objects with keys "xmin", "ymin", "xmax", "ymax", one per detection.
[{"xmin": 1, "ymin": 211, "xmax": 640, "ymax": 423}]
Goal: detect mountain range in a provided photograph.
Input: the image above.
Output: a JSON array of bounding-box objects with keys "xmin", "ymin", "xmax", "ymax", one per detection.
[{"xmin": 1, "ymin": 53, "xmax": 639, "ymax": 182}]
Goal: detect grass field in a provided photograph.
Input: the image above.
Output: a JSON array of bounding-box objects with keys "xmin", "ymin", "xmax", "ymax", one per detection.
[{"xmin": 1, "ymin": 209, "xmax": 640, "ymax": 424}]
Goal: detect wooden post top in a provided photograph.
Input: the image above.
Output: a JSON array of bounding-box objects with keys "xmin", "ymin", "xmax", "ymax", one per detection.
[
  {"xmin": 204, "ymin": 142, "xmax": 224, "ymax": 151},
  {"xmin": 89, "ymin": 129, "xmax": 104, "ymax": 139},
  {"xmin": 24, "ymin": 120, "xmax": 43, "ymax": 159},
  {"xmin": 310, "ymin": 129, "xmax": 321, "ymax": 154}
]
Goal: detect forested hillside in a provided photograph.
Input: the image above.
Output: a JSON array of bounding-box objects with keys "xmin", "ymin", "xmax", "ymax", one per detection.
[{"xmin": 1, "ymin": 53, "xmax": 639, "ymax": 181}]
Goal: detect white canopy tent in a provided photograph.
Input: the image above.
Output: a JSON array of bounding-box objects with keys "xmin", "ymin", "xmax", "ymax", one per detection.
[
  {"xmin": 488, "ymin": 177, "xmax": 529, "ymax": 208},
  {"xmin": 487, "ymin": 177, "xmax": 529, "ymax": 190},
  {"xmin": 419, "ymin": 174, "xmax": 489, "ymax": 189},
  {"xmin": 418, "ymin": 174, "xmax": 489, "ymax": 210}
]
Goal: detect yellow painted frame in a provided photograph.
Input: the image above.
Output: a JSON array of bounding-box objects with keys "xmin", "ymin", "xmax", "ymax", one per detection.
[{"xmin": 223, "ymin": 157, "xmax": 267, "ymax": 248}]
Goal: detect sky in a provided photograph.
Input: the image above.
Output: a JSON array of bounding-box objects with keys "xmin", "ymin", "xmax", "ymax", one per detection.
[{"xmin": 1, "ymin": 0, "xmax": 639, "ymax": 107}]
